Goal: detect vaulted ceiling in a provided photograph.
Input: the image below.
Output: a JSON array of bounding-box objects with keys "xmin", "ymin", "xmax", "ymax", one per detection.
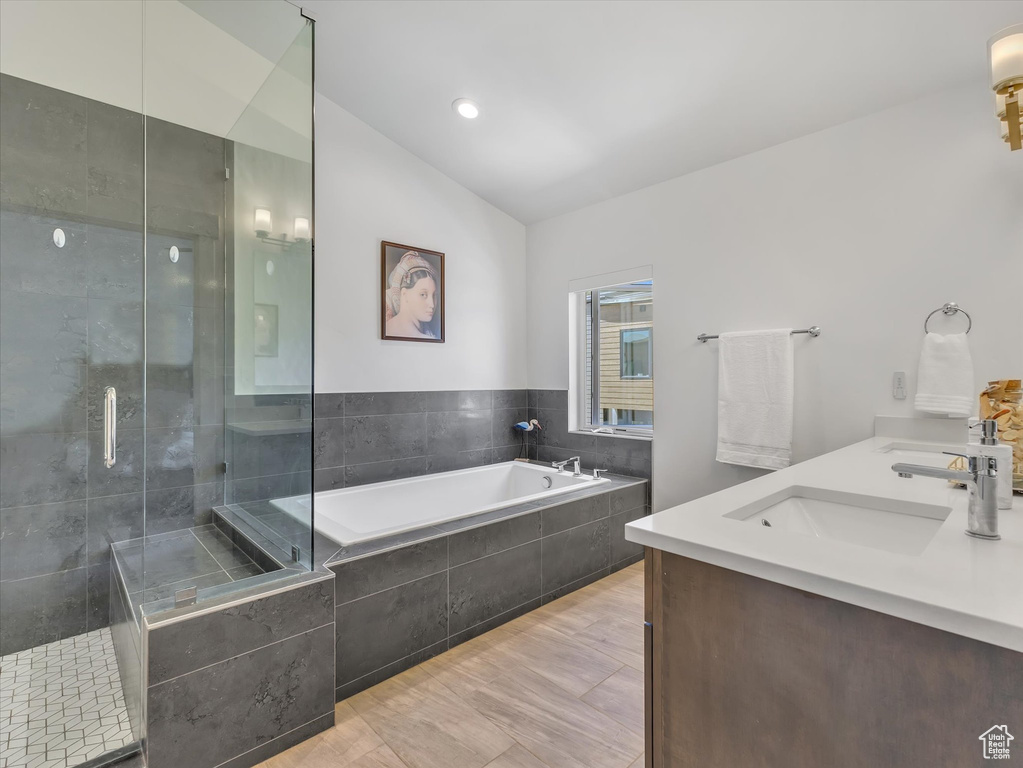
[{"xmin": 306, "ymin": 0, "xmax": 1022, "ymax": 223}]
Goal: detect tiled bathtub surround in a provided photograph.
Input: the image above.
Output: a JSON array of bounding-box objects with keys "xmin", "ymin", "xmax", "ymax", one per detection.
[
  {"xmin": 223, "ymin": 395, "xmax": 314, "ymax": 566},
  {"xmin": 327, "ymin": 476, "xmax": 649, "ymax": 701},
  {"xmin": 313, "ymin": 389, "xmax": 530, "ymax": 490},
  {"xmin": 143, "ymin": 574, "xmax": 336, "ymax": 768},
  {"xmin": 225, "ymin": 396, "xmax": 312, "ymax": 506},
  {"xmin": 527, "ymin": 389, "xmax": 652, "ymax": 479},
  {"xmin": 111, "ymin": 525, "xmax": 273, "ymax": 618},
  {"xmin": 313, "ymin": 388, "xmax": 652, "ymax": 489},
  {"xmin": 102, "ymin": 509, "xmax": 322, "ymax": 765}
]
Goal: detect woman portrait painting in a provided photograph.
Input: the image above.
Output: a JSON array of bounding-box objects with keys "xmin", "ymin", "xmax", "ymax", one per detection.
[{"xmin": 381, "ymin": 242, "xmax": 445, "ymax": 342}]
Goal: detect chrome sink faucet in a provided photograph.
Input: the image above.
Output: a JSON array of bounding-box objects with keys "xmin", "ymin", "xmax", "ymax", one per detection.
[
  {"xmin": 552, "ymin": 456, "xmax": 582, "ymax": 476},
  {"xmin": 892, "ymin": 452, "xmax": 1000, "ymax": 540}
]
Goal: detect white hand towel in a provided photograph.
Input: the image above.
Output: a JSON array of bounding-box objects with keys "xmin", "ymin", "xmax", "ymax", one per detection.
[
  {"xmin": 913, "ymin": 332, "xmax": 974, "ymax": 418},
  {"xmin": 716, "ymin": 329, "xmax": 794, "ymax": 470}
]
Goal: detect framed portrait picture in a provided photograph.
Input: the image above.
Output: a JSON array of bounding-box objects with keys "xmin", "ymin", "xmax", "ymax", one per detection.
[
  {"xmin": 381, "ymin": 241, "xmax": 445, "ymax": 343},
  {"xmin": 254, "ymin": 303, "xmax": 279, "ymax": 357}
]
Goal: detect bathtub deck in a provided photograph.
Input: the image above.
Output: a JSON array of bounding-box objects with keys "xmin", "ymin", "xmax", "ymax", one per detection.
[{"xmin": 254, "ymin": 562, "xmax": 646, "ymax": 768}]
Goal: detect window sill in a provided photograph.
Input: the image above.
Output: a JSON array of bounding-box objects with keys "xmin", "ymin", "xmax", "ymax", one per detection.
[{"xmin": 571, "ymin": 429, "xmax": 653, "ymax": 442}]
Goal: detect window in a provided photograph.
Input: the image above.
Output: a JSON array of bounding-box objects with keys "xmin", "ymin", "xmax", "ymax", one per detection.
[
  {"xmin": 580, "ymin": 281, "xmax": 653, "ymax": 434},
  {"xmin": 620, "ymin": 328, "xmax": 652, "ymax": 379}
]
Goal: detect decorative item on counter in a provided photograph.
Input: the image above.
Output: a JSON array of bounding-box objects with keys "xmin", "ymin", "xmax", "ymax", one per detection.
[{"xmin": 981, "ymin": 379, "xmax": 1023, "ymax": 493}]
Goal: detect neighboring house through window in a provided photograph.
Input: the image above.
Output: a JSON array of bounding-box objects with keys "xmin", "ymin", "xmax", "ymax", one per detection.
[
  {"xmin": 575, "ymin": 279, "xmax": 653, "ymax": 434},
  {"xmin": 620, "ymin": 327, "xmax": 652, "ymax": 379}
]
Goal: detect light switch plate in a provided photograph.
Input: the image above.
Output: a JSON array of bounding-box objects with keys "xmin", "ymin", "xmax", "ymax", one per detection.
[{"xmin": 893, "ymin": 371, "xmax": 907, "ymax": 400}]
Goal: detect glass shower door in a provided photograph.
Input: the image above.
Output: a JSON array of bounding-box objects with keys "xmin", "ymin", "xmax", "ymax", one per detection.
[
  {"xmin": 222, "ymin": 14, "xmax": 315, "ymax": 570},
  {"xmin": 0, "ymin": 1, "xmax": 147, "ymax": 764},
  {"xmin": 0, "ymin": 3, "xmax": 314, "ymax": 765}
]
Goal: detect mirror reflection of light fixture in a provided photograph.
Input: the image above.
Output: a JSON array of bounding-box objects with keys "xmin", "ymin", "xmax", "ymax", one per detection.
[
  {"xmin": 254, "ymin": 207, "xmax": 273, "ymax": 238},
  {"xmin": 254, "ymin": 208, "xmax": 311, "ymax": 248},
  {"xmin": 989, "ymin": 24, "xmax": 1023, "ymax": 151}
]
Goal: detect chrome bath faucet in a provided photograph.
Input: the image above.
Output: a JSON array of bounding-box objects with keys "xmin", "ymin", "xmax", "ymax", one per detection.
[{"xmin": 552, "ymin": 456, "xmax": 582, "ymax": 476}]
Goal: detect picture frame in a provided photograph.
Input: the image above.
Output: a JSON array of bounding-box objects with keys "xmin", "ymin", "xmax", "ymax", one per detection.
[{"xmin": 380, "ymin": 241, "xmax": 445, "ymax": 343}]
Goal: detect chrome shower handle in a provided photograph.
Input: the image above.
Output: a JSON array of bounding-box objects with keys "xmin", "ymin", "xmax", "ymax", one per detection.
[{"xmin": 103, "ymin": 387, "xmax": 117, "ymax": 468}]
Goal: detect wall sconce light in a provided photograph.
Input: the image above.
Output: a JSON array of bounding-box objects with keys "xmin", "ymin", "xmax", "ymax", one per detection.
[
  {"xmin": 989, "ymin": 24, "xmax": 1023, "ymax": 151},
  {"xmin": 254, "ymin": 207, "xmax": 273, "ymax": 238},
  {"xmin": 293, "ymin": 217, "xmax": 310, "ymax": 242}
]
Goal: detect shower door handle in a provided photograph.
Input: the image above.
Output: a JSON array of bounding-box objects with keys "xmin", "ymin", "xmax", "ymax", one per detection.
[{"xmin": 103, "ymin": 387, "xmax": 117, "ymax": 468}]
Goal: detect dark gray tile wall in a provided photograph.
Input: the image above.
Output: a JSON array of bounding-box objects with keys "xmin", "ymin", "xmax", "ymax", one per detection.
[
  {"xmin": 144, "ymin": 575, "xmax": 335, "ymax": 768},
  {"xmin": 312, "ymin": 388, "xmax": 652, "ymax": 495},
  {"xmin": 225, "ymin": 415, "xmax": 311, "ymax": 503},
  {"xmin": 141, "ymin": 111, "xmax": 227, "ymax": 544},
  {"xmin": 313, "ymin": 389, "xmax": 530, "ymax": 492},
  {"xmin": 222, "ymin": 393, "xmax": 313, "ymax": 566},
  {"xmin": 527, "ymin": 389, "xmax": 653, "ymax": 479},
  {"xmin": 0, "ymin": 74, "xmax": 227, "ymax": 654},
  {"xmin": 449, "ymin": 540, "xmax": 542, "ymax": 635},
  {"xmin": 329, "ymin": 480, "xmax": 649, "ymax": 701},
  {"xmin": 109, "ymin": 560, "xmax": 142, "ymax": 741},
  {"xmin": 214, "ymin": 713, "xmax": 335, "ymax": 768},
  {"xmin": 147, "ymin": 578, "xmax": 332, "ymax": 685}
]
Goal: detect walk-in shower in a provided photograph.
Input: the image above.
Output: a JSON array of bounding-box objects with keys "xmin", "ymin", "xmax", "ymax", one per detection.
[{"xmin": 0, "ymin": 2, "xmax": 314, "ymax": 766}]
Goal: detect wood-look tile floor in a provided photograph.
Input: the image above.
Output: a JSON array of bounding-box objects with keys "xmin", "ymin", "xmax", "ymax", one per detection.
[{"xmin": 257, "ymin": 562, "xmax": 645, "ymax": 768}]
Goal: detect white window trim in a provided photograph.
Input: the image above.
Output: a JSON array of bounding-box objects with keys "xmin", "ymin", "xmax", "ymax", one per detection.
[
  {"xmin": 569, "ymin": 428, "xmax": 653, "ymax": 441},
  {"xmin": 567, "ymin": 266, "xmax": 653, "ymax": 438},
  {"xmin": 567, "ymin": 265, "xmax": 654, "ymax": 294}
]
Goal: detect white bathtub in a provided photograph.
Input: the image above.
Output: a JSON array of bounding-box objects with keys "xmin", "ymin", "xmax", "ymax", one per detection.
[{"xmin": 271, "ymin": 461, "xmax": 609, "ymax": 547}]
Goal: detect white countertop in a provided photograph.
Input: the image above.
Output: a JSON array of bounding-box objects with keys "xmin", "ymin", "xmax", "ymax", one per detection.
[{"xmin": 625, "ymin": 434, "xmax": 1023, "ymax": 651}]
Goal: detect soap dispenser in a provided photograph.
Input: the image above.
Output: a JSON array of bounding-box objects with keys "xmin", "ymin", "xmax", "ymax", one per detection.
[{"xmin": 968, "ymin": 419, "xmax": 1013, "ymax": 510}]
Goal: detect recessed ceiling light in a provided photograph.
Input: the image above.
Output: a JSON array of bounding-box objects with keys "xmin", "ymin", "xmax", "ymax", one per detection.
[{"xmin": 452, "ymin": 98, "xmax": 480, "ymax": 119}]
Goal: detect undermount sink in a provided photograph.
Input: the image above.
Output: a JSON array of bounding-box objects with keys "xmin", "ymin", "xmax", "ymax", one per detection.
[
  {"xmin": 875, "ymin": 442, "xmax": 960, "ymax": 464},
  {"xmin": 724, "ymin": 486, "xmax": 952, "ymax": 556}
]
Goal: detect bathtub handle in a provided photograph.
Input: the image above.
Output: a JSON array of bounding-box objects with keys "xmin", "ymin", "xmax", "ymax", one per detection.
[{"xmin": 541, "ymin": 475, "xmax": 553, "ymax": 489}]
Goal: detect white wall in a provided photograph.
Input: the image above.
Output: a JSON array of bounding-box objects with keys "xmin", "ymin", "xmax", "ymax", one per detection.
[
  {"xmin": 525, "ymin": 83, "xmax": 1023, "ymax": 512},
  {"xmin": 314, "ymin": 96, "xmax": 528, "ymax": 393}
]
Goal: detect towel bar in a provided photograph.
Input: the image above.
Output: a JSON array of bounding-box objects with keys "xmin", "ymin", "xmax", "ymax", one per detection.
[{"xmin": 697, "ymin": 326, "xmax": 821, "ymax": 343}]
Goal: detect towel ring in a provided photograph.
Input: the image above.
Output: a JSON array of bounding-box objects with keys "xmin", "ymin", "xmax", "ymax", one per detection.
[{"xmin": 923, "ymin": 302, "xmax": 972, "ymax": 334}]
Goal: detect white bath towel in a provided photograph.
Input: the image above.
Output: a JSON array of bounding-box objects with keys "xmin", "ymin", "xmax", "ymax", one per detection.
[
  {"xmin": 914, "ymin": 332, "xmax": 974, "ymax": 418},
  {"xmin": 716, "ymin": 329, "xmax": 794, "ymax": 470}
]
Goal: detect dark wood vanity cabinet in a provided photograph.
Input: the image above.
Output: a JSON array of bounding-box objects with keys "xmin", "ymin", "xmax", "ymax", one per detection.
[{"xmin": 643, "ymin": 548, "xmax": 1023, "ymax": 768}]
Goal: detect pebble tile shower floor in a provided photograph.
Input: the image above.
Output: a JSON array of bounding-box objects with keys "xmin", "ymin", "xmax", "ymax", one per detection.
[{"xmin": 0, "ymin": 628, "xmax": 133, "ymax": 768}]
